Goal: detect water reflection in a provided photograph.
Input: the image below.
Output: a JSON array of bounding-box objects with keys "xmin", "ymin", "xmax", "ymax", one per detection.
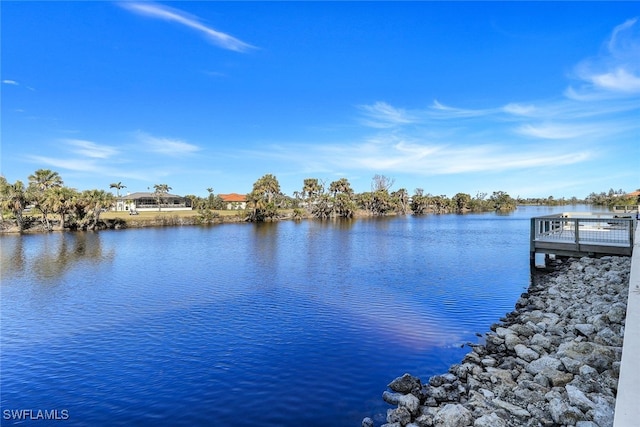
[
  {"xmin": 0, "ymin": 236, "xmax": 25, "ymax": 277},
  {"xmin": 1, "ymin": 206, "xmax": 592, "ymax": 426},
  {"xmin": 1, "ymin": 232, "xmax": 113, "ymax": 283}
]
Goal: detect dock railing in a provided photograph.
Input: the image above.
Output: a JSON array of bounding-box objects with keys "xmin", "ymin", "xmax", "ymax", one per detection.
[{"xmin": 531, "ymin": 212, "xmax": 636, "ymax": 261}]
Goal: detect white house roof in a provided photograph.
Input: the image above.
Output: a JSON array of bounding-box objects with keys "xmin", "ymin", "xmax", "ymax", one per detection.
[{"xmin": 120, "ymin": 192, "xmax": 185, "ymax": 200}]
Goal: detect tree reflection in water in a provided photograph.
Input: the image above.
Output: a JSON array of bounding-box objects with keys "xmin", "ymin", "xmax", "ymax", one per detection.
[{"xmin": 1, "ymin": 232, "xmax": 113, "ymax": 283}]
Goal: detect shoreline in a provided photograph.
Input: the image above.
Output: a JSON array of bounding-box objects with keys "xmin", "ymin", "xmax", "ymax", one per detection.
[
  {"xmin": 0, "ymin": 212, "xmax": 255, "ymax": 234},
  {"xmin": 364, "ymin": 255, "xmax": 631, "ymax": 427},
  {"xmin": 0, "ymin": 209, "xmax": 412, "ymax": 234}
]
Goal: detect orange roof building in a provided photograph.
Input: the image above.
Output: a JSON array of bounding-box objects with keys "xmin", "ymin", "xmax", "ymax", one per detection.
[{"xmin": 218, "ymin": 193, "xmax": 247, "ymax": 210}]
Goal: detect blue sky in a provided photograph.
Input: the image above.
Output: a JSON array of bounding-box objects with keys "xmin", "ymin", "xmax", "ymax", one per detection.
[{"xmin": 2, "ymin": 1, "xmax": 639, "ymax": 199}]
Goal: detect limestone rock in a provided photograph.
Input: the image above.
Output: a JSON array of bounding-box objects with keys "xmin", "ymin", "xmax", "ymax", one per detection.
[
  {"xmin": 565, "ymin": 384, "xmax": 595, "ymax": 411},
  {"xmin": 504, "ymin": 333, "xmax": 522, "ymax": 351},
  {"xmin": 606, "ymin": 303, "xmax": 626, "ymax": 324},
  {"xmin": 590, "ymin": 395, "xmax": 615, "ymax": 427},
  {"xmin": 383, "ymin": 391, "xmax": 420, "ymax": 415},
  {"xmin": 433, "ymin": 404, "xmax": 472, "ymax": 427},
  {"xmin": 388, "ymin": 373, "xmax": 422, "ymax": 394},
  {"xmin": 366, "ymin": 256, "xmax": 630, "ymax": 427},
  {"xmin": 362, "ymin": 417, "xmax": 375, "ymax": 427},
  {"xmin": 474, "ymin": 412, "xmax": 506, "ymax": 427},
  {"xmin": 514, "ymin": 344, "xmax": 540, "ymax": 362},
  {"xmin": 387, "ymin": 406, "xmax": 411, "ymax": 425},
  {"xmin": 548, "ymin": 398, "xmax": 584, "ymax": 425},
  {"xmin": 574, "ymin": 324, "xmax": 596, "ymax": 337},
  {"xmin": 492, "ymin": 398, "xmax": 531, "ymax": 418},
  {"xmin": 557, "ymin": 341, "xmax": 620, "ymax": 373},
  {"xmin": 526, "ymin": 355, "xmax": 562, "ymax": 375},
  {"xmin": 530, "ymin": 333, "xmax": 552, "ymax": 350}
]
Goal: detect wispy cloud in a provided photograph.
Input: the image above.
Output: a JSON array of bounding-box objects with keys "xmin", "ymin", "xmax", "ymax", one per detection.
[
  {"xmin": 29, "ymin": 155, "xmax": 101, "ymax": 173},
  {"xmin": 247, "ymin": 135, "xmax": 593, "ymax": 179},
  {"xmin": 26, "ymin": 139, "xmax": 128, "ymax": 180},
  {"xmin": 28, "ymin": 154, "xmax": 150, "ymax": 182},
  {"xmin": 119, "ymin": 2, "xmax": 255, "ymax": 52},
  {"xmin": 502, "ymin": 103, "xmax": 536, "ymax": 116},
  {"xmin": 135, "ymin": 131, "xmax": 201, "ymax": 155},
  {"xmin": 589, "ymin": 67, "xmax": 640, "ymax": 93},
  {"xmin": 275, "ymin": 18, "xmax": 640, "ymax": 184},
  {"xmin": 65, "ymin": 139, "xmax": 120, "ymax": 159},
  {"xmin": 516, "ymin": 123, "xmax": 602, "ymax": 140},
  {"xmin": 567, "ymin": 17, "xmax": 640, "ymax": 98},
  {"xmin": 358, "ymin": 101, "xmax": 415, "ymax": 128},
  {"xmin": 430, "ymin": 100, "xmax": 496, "ymax": 118},
  {"xmin": 2, "ymin": 79, "xmax": 36, "ymax": 91}
]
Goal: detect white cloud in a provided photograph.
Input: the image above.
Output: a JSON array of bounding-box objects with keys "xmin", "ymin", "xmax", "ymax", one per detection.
[
  {"xmin": 250, "ymin": 136, "xmax": 593, "ymax": 179},
  {"xmin": 589, "ymin": 67, "xmax": 640, "ymax": 93},
  {"xmin": 27, "ymin": 154, "xmax": 153, "ymax": 182},
  {"xmin": 502, "ymin": 103, "xmax": 536, "ymax": 116},
  {"xmin": 29, "ymin": 155, "xmax": 99, "ymax": 173},
  {"xmin": 339, "ymin": 141, "xmax": 591, "ymax": 175},
  {"xmin": 430, "ymin": 99, "xmax": 495, "ymax": 118},
  {"xmin": 64, "ymin": 139, "xmax": 119, "ymax": 159},
  {"xmin": 136, "ymin": 131, "xmax": 201, "ymax": 155},
  {"xmin": 516, "ymin": 123, "xmax": 593, "ymax": 140},
  {"xmin": 358, "ymin": 101, "xmax": 415, "ymax": 128},
  {"xmin": 120, "ymin": 2, "xmax": 255, "ymax": 52},
  {"xmin": 2, "ymin": 79, "xmax": 19, "ymax": 85},
  {"xmin": 569, "ymin": 17, "xmax": 640, "ymax": 97},
  {"xmin": 608, "ymin": 17, "xmax": 639, "ymax": 56}
]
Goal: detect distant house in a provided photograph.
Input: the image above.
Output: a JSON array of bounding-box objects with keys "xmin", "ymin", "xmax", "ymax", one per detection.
[
  {"xmin": 115, "ymin": 192, "xmax": 192, "ymax": 212},
  {"xmin": 219, "ymin": 193, "xmax": 247, "ymax": 210},
  {"xmin": 627, "ymin": 190, "xmax": 640, "ymax": 201}
]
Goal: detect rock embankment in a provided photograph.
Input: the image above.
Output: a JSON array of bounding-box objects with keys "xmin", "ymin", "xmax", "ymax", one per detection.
[{"xmin": 363, "ymin": 256, "xmax": 631, "ymax": 427}]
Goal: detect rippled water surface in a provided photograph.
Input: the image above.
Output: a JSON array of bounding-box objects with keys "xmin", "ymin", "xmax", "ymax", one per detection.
[{"xmin": 1, "ymin": 206, "xmax": 577, "ymax": 426}]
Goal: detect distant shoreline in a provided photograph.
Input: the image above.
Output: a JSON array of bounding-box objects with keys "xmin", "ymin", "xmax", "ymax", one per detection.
[
  {"xmin": 0, "ymin": 208, "xmax": 395, "ymax": 234},
  {"xmin": 0, "ymin": 211, "xmax": 246, "ymax": 234},
  {"xmin": 0, "ymin": 205, "xmax": 503, "ymax": 234},
  {"xmin": 2, "ymin": 204, "xmax": 630, "ymax": 235}
]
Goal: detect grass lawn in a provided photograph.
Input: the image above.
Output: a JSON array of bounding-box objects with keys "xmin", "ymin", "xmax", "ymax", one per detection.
[{"xmin": 101, "ymin": 209, "xmax": 243, "ymax": 220}]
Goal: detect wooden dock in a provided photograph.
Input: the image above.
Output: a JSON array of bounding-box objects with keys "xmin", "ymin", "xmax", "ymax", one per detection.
[{"xmin": 530, "ymin": 212, "xmax": 636, "ymax": 266}]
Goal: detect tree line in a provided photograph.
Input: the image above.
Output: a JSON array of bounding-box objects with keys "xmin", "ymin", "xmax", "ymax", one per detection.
[
  {"xmin": 3, "ymin": 169, "xmax": 637, "ymax": 229},
  {"xmin": 584, "ymin": 188, "xmax": 639, "ymax": 208},
  {"xmin": 0, "ymin": 169, "xmax": 172, "ymax": 231},
  {"xmin": 241, "ymin": 173, "xmax": 519, "ymax": 222}
]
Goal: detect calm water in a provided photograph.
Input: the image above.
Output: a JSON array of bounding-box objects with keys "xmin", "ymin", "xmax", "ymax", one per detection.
[{"xmin": 1, "ymin": 206, "xmax": 584, "ymax": 426}]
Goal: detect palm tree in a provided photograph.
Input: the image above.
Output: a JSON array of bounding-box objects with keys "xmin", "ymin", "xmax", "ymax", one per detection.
[
  {"xmin": 0, "ymin": 176, "xmax": 8, "ymax": 222},
  {"xmin": 334, "ymin": 192, "xmax": 356, "ymax": 218},
  {"xmin": 247, "ymin": 174, "xmax": 281, "ymax": 221},
  {"xmin": 303, "ymin": 178, "xmax": 322, "ymax": 201},
  {"xmin": 0, "ymin": 179, "xmax": 28, "ymax": 231},
  {"xmin": 453, "ymin": 193, "xmax": 471, "ymax": 213},
  {"xmin": 109, "ymin": 182, "xmax": 127, "ymax": 197},
  {"xmin": 410, "ymin": 188, "xmax": 429, "ymax": 215},
  {"xmin": 392, "ymin": 188, "xmax": 409, "ymax": 215},
  {"xmin": 28, "ymin": 169, "xmax": 63, "ymax": 191},
  {"xmin": 47, "ymin": 187, "xmax": 78, "ymax": 229},
  {"xmin": 329, "ymin": 178, "xmax": 353, "ymax": 196},
  {"xmin": 328, "ymin": 178, "xmax": 355, "ymax": 217},
  {"xmin": 27, "ymin": 169, "xmax": 63, "ymax": 231},
  {"xmin": 153, "ymin": 184, "xmax": 172, "ymax": 212},
  {"xmin": 82, "ymin": 189, "xmax": 115, "ymax": 230},
  {"xmin": 206, "ymin": 187, "xmax": 215, "ymax": 209}
]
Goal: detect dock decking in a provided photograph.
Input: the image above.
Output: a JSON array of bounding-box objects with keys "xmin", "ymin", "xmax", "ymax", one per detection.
[{"xmin": 530, "ymin": 212, "xmax": 636, "ymax": 263}]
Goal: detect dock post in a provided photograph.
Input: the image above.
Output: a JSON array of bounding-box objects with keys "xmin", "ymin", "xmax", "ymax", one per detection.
[
  {"xmin": 574, "ymin": 217, "xmax": 580, "ymax": 253},
  {"xmin": 530, "ymin": 218, "xmax": 536, "ymax": 267}
]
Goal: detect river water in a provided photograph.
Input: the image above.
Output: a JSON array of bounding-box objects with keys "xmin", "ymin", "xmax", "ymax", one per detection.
[{"xmin": 0, "ymin": 206, "xmax": 589, "ymax": 426}]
